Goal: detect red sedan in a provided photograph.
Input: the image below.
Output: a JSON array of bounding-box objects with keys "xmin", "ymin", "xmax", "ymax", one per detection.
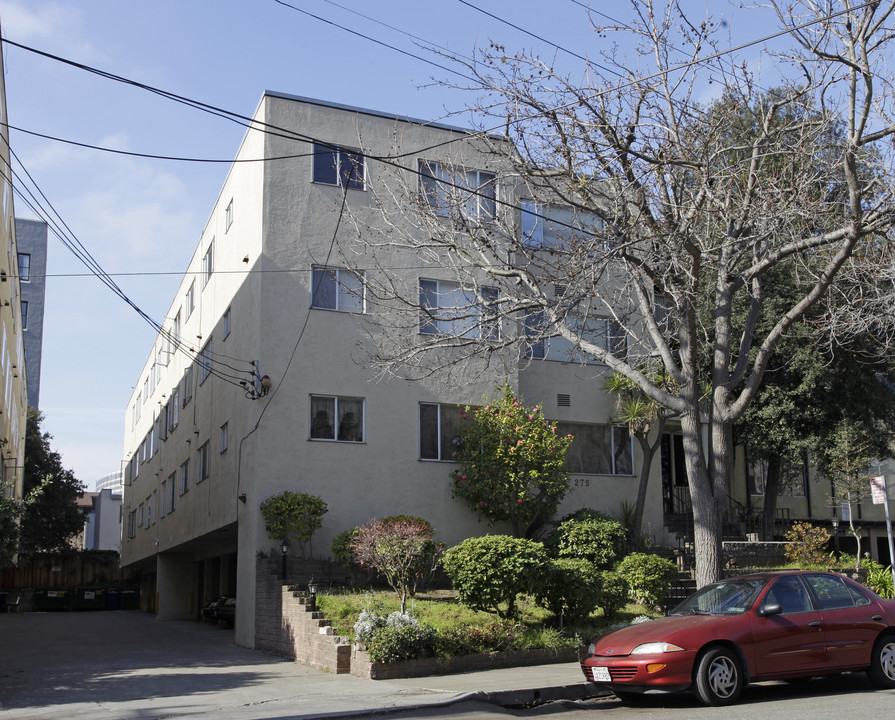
[{"xmin": 580, "ymin": 570, "xmax": 895, "ymax": 705}]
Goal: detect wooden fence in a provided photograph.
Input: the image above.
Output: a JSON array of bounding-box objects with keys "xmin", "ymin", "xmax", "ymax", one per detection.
[{"xmin": 0, "ymin": 551, "xmax": 138, "ymax": 589}]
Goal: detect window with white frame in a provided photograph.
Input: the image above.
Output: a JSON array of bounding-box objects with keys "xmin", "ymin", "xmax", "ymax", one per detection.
[
  {"xmin": 313, "ymin": 143, "xmax": 365, "ymax": 189},
  {"xmin": 311, "ymin": 266, "xmax": 365, "ymax": 312},
  {"xmin": 419, "ymin": 161, "xmax": 496, "ymax": 220},
  {"xmin": 127, "ymin": 510, "xmax": 136, "ymax": 538},
  {"xmin": 199, "ymin": 337, "xmax": 213, "ymax": 383},
  {"xmin": 182, "ymin": 366, "xmax": 194, "ymax": 406},
  {"xmin": 186, "ymin": 281, "xmax": 195, "ymax": 318},
  {"xmin": 135, "ymin": 393, "xmax": 142, "ymax": 421},
  {"xmin": 557, "ymin": 422, "xmax": 633, "ymax": 475},
  {"xmin": 524, "ymin": 311, "xmax": 626, "ymax": 362},
  {"xmin": 419, "ymin": 403, "xmax": 470, "ymax": 461},
  {"xmin": 419, "ymin": 279, "xmax": 498, "ymax": 339},
  {"xmin": 309, "ymin": 395, "xmax": 364, "ymax": 442},
  {"xmin": 173, "ymin": 310, "xmax": 182, "ymax": 347},
  {"xmin": 167, "ymin": 387, "xmax": 180, "ymax": 433},
  {"xmin": 220, "ymin": 422, "xmax": 229, "ymax": 453},
  {"xmin": 202, "ymin": 241, "xmax": 214, "ymax": 287},
  {"xmin": 196, "ymin": 442, "xmax": 210, "ymax": 483},
  {"xmin": 17, "ymin": 253, "xmax": 31, "ymax": 282},
  {"xmin": 520, "ymin": 200, "xmax": 608, "ymax": 250},
  {"xmin": 223, "ymin": 307, "xmax": 231, "ymax": 339},
  {"xmin": 225, "ymin": 199, "xmax": 233, "ymax": 231},
  {"xmin": 179, "ymin": 459, "xmax": 190, "ymax": 495}
]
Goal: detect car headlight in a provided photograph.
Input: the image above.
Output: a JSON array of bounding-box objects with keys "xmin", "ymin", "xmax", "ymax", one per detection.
[
  {"xmin": 630, "ymin": 642, "xmax": 685, "ymax": 655},
  {"xmin": 587, "ymin": 642, "xmax": 597, "ymax": 655}
]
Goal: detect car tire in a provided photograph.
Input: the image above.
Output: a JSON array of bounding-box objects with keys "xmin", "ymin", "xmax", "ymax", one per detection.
[
  {"xmin": 868, "ymin": 633, "xmax": 895, "ymax": 689},
  {"xmin": 694, "ymin": 646, "xmax": 744, "ymax": 706}
]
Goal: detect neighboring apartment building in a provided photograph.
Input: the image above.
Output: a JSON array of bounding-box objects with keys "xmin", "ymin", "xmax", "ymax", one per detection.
[
  {"xmin": 120, "ymin": 93, "xmax": 661, "ymax": 648},
  {"xmin": 14, "ymin": 218, "xmax": 47, "ymax": 410},
  {"xmin": 78, "ymin": 489, "xmax": 122, "ymax": 552},
  {"xmin": 0, "ymin": 37, "xmax": 29, "ymax": 507}
]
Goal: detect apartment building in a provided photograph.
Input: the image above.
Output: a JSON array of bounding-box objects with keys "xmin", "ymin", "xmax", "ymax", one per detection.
[
  {"xmin": 120, "ymin": 93, "xmax": 663, "ymax": 648},
  {"xmin": 14, "ymin": 218, "xmax": 47, "ymax": 410},
  {"xmin": 0, "ymin": 38, "xmax": 29, "ymax": 506}
]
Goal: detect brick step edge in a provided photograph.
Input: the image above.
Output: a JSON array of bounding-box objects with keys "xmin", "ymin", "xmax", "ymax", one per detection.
[{"xmin": 351, "ymin": 645, "xmax": 579, "ymax": 681}]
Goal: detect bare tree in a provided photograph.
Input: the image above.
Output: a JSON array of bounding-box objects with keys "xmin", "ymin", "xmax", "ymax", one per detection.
[{"xmin": 343, "ymin": 1, "xmax": 895, "ymax": 587}]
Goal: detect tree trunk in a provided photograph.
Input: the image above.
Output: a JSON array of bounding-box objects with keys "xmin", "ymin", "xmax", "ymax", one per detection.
[{"xmin": 761, "ymin": 456, "xmax": 782, "ymax": 541}]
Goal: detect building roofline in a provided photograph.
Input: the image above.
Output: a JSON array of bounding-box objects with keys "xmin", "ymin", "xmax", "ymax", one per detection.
[{"xmin": 262, "ymin": 90, "xmax": 505, "ymax": 140}]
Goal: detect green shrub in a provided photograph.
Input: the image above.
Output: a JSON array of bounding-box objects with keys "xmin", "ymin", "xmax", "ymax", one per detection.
[
  {"xmin": 535, "ymin": 558, "xmax": 601, "ymax": 620},
  {"xmin": 331, "ymin": 528, "xmax": 359, "ymax": 567},
  {"xmin": 259, "ymin": 491, "xmax": 328, "ymax": 558},
  {"xmin": 863, "ymin": 559, "xmax": 895, "ymax": 599},
  {"xmin": 433, "ymin": 619, "xmax": 521, "ymax": 656},
  {"xmin": 442, "ymin": 535, "xmax": 548, "ymax": 619},
  {"xmin": 783, "ymin": 522, "xmax": 832, "ymax": 568},
  {"xmin": 366, "ymin": 623, "xmax": 437, "ymax": 662},
  {"xmin": 552, "ymin": 516, "xmax": 626, "ymax": 568},
  {"xmin": 599, "ymin": 570, "xmax": 629, "ymax": 618},
  {"xmin": 616, "ymin": 553, "xmax": 677, "ymax": 608}
]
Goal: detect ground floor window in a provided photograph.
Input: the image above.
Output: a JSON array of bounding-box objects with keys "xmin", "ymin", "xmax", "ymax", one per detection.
[
  {"xmin": 556, "ymin": 422, "xmax": 633, "ymax": 475},
  {"xmin": 419, "ymin": 402, "xmax": 470, "ymax": 461}
]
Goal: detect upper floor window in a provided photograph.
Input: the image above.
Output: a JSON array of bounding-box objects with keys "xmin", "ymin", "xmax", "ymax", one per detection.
[
  {"xmin": 179, "ymin": 459, "xmax": 190, "ymax": 495},
  {"xmin": 173, "ymin": 310, "xmax": 182, "ymax": 346},
  {"xmin": 312, "ymin": 266, "xmax": 365, "ymax": 313},
  {"xmin": 186, "ymin": 281, "xmax": 195, "ymax": 318},
  {"xmin": 419, "ymin": 402, "xmax": 469, "ymax": 461},
  {"xmin": 310, "ymin": 395, "xmax": 364, "ymax": 442},
  {"xmin": 196, "ymin": 442, "xmax": 210, "ymax": 483},
  {"xmin": 223, "ymin": 307, "xmax": 231, "ymax": 339},
  {"xmin": 17, "ymin": 253, "xmax": 30, "ymax": 282},
  {"xmin": 20, "ymin": 301, "xmax": 27, "ymax": 330},
  {"xmin": 419, "ymin": 279, "xmax": 498, "ymax": 340},
  {"xmin": 524, "ymin": 311, "xmax": 625, "ymax": 362},
  {"xmin": 220, "ymin": 422, "xmax": 229, "ymax": 453},
  {"xmin": 419, "ymin": 161, "xmax": 496, "ymax": 220},
  {"xmin": 199, "ymin": 337, "xmax": 213, "ymax": 384},
  {"xmin": 225, "ymin": 199, "xmax": 233, "ymax": 231},
  {"xmin": 313, "ymin": 143, "xmax": 365, "ymax": 190},
  {"xmin": 202, "ymin": 241, "xmax": 214, "ymax": 287},
  {"xmin": 557, "ymin": 421, "xmax": 633, "ymax": 475},
  {"xmin": 520, "ymin": 200, "xmax": 607, "ymax": 250}
]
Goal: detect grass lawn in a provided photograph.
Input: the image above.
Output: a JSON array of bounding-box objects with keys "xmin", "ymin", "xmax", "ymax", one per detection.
[{"xmin": 317, "ymin": 587, "xmax": 661, "ymax": 657}]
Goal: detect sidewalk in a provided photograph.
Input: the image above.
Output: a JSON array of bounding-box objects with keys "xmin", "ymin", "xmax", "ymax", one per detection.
[{"xmin": 0, "ymin": 611, "xmax": 607, "ymax": 720}]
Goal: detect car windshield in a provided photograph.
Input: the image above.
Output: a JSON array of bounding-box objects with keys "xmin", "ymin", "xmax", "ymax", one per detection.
[{"xmin": 669, "ymin": 578, "xmax": 768, "ymax": 616}]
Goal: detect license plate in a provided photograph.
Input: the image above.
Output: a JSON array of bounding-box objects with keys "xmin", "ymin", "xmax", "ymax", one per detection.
[{"xmin": 592, "ymin": 666, "xmax": 611, "ymax": 682}]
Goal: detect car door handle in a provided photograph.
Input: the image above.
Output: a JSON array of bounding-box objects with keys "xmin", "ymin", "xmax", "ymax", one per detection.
[
  {"xmin": 809, "ymin": 621, "xmax": 821, "ymax": 628},
  {"xmin": 872, "ymin": 615, "xmax": 883, "ymax": 622}
]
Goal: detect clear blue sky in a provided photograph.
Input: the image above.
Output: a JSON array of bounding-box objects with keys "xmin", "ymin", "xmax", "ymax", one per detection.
[{"xmin": 0, "ymin": 0, "xmax": 776, "ymax": 488}]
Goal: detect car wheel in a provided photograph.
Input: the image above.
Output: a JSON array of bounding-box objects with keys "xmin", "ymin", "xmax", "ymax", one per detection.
[
  {"xmin": 694, "ymin": 647, "xmax": 744, "ymax": 706},
  {"xmin": 868, "ymin": 633, "xmax": 895, "ymax": 689}
]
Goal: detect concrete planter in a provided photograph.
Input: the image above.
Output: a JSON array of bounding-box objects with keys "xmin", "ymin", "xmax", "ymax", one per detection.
[{"xmin": 350, "ymin": 645, "xmax": 578, "ymax": 680}]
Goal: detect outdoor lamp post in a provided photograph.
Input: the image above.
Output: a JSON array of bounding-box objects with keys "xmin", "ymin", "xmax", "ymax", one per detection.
[
  {"xmin": 307, "ymin": 577, "xmax": 319, "ymax": 612},
  {"xmin": 280, "ymin": 539, "xmax": 288, "ymax": 583},
  {"xmin": 832, "ymin": 516, "xmax": 840, "ymax": 554}
]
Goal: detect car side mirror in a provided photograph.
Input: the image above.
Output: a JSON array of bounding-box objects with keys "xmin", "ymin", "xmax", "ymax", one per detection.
[{"xmin": 759, "ymin": 602, "xmax": 782, "ymax": 617}]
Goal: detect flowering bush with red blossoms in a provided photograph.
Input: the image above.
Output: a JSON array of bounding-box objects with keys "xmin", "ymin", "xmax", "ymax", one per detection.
[{"xmin": 451, "ymin": 383, "xmax": 572, "ymax": 538}]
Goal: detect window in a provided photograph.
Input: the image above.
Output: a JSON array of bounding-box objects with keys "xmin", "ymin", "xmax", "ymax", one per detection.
[
  {"xmin": 313, "ymin": 143, "xmax": 365, "ymax": 189},
  {"xmin": 202, "ymin": 240, "xmax": 214, "ymax": 287},
  {"xmin": 127, "ymin": 510, "xmax": 136, "ymax": 539},
  {"xmin": 419, "ymin": 161, "xmax": 496, "ymax": 220},
  {"xmin": 524, "ymin": 312, "xmax": 625, "ymax": 362},
  {"xmin": 223, "ymin": 307, "xmax": 231, "ymax": 339},
  {"xmin": 186, "ymin": 281, "xmax": 195, "ymax": 318},
  {"xmin": 309, "ymin": 395, "xmax": 364, "ymax": 442},
  {"xmin": 160, "ymin": 480, "xmax": 167, "ymax": 518},
  {"xmin": 166, "ymin": 387, "xmax": 180, "ymax": 433},
  {"xmin": 179, "ymin": 459, "xmax": 190, "ymax": 495},
  {"xmin": 557, "ymin": 422, "xmax": 633, "ymax": 475},
  {"xmin": 20, "ymin": 301, "xmax": 27, "ymax": 330},
  {"xmin": 220, "ymin": 422, "xmax": 229, "ymax": 453},
  {"xmin": 173, "ymin": 310, "xmax": 182, "ymax": 347},
  {"xmin": 520, "ymin": 200, "xmax": 607, "ymax": 250},
  {"xmin": 746, "ymin": 451, "xmax": 808, "ymax": 497},
  {"xmin": 138, "ymin": 503, "xmax": 144, "ymax": 527},
  {"xmin": 311, "ymin": 266, "xmax": 365, "ymax": 312},
  {"xmin": 196, "ymin": 442, "xmax": 210, "ymax": 483},
  {"xmin": 165, "ymin": 472, "xmax": 176, "ymax": 514},
  {"xmin": 225, "ymin": 199, "xmax": 233, "ymax": 231},
  {"xmin": 199, "ymin": 337, "xmax": 213, "ymax": 383},
  {"xmin": 17, "ymin": 253, "xmax": 31, "ymax": 282},
  {"xmin": 419, "ymin": 403, "xmax": 469, "ymax": 461},
  {"xmin": 182, "ymin": 366, "xmax": 194, "ymax": 406},
  {"xmin": 419, "ymin": 279, "xmax": 498, "ymax": 339},
  {"xmin": 135, "ymin": 393, "xmax": 142, "ymax": 422},
  {"xmin": 764, "ymin": 576, "xmax": 812, "ymax": 614}
]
